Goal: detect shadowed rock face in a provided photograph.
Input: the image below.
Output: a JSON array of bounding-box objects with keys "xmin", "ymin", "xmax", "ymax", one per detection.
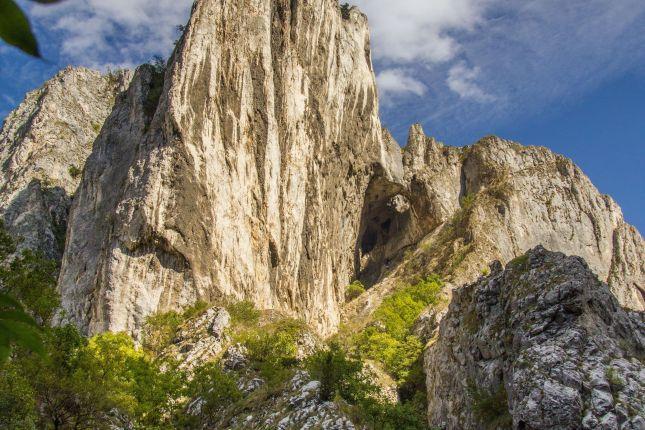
[
  {"xmin": 0, "ymin": 67, "xmax": 130, "ymax": 259},
  {"xmin": 58, "ymin": 0, "xmax": 403, "ymax": 336},
  {"xmin": 425, "ymin": 246, "xmax": 644, "ymax": 430}
]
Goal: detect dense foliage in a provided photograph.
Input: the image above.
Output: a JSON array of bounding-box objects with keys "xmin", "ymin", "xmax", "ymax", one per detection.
[
  {"xmin": 307, "ymin": 343, "xmax": 430, "ymax": 430},
  {"xmin": 345, "ymin": 280, "xmax": 366, "ymax": 301},
  {"xmin": 0, "ymin": 216, "xmax": 442, "ymax": 429},
  {"xmin": 354, "ymin": 275, "xmax": 443, "ymax": 381}
]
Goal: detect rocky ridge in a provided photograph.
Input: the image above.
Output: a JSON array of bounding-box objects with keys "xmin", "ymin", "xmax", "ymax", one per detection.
[
  {"xmin": 425, "ymin": 246, "xmax": 644, "ymax": 429},
  {"xmin": 345, "ymin": 125, "xmax": 644, "ymax": 326},
  {"xmin": 0, "ymin": 67, "xmax": 131, "ymax": 258},
  {"xmin": 50, "ymin": 0, "xmax": 642, "ymax": 338}
]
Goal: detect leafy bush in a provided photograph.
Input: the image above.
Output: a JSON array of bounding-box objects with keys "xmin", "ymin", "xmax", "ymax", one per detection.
[
  {"xmin": 355, "ymin": 276, "xmax": 442, "ymax": 381},
  {"xmin": 459, "ymin": 193, "xmax": 475, "ymax": 210},
  {"xmin": 346, "ymin": 280, "xmax": 366, "ymax": 302},
  {"xmin": 236, "ymin": 317, "xmax": 305, "ymax": 384},
  {"xmin": 68, "ymin": 164, "xmax": 82, "ymax": 178},
  {"xmin": 605, "ymin": 367, "xmax": 625, "ymax": 393},
  {"xmin": 227, "ymin": 300, "xmax": 261, "ymax": 326},
  {"xmin": 307, "ymin": 343, "xmax": 429, "ymax": 429},
  {"xmin": 142, "ymin": 309, "xmax": 183, "ymax": 354},
  {"xmin": 141, "ymin": 300, "xmax": 210, "ymax": 354},
  {"xmin": 187, "ymin": 362, "xmax": 241, "ymax": 417},
  {"xmin": 307, "ymin": 342, "xmax": 376, "ymax": 402}
]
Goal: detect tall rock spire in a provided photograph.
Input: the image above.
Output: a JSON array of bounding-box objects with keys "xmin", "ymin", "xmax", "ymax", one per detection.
[{"xmin": 58, "ymin": 0, "xmax": 404, "ymax": 335}]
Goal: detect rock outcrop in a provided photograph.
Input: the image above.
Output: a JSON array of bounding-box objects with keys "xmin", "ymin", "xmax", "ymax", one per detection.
[
  {"xmin": 425, "ymin": 246, "xmax": 644, "ymax": 429},
  {"xmin": 345, "ymin": 125, "xmax": 644, "ymax": 324},
  {"xmin": 0, "ymin": 67, "xmax": 130, "ymax": 258},
  {"xmin": 58, "ymin": 0, "xmax": 403, "ymax": 336}
]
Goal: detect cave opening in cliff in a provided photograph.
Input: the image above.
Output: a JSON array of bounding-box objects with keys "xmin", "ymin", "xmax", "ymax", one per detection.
[{"xmin": 355, "ymin": 175, "xmax": 410, "ymax": 287}]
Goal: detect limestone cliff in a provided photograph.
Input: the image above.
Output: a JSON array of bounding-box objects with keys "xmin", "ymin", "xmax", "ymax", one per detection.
[
  {"xmin": 424, "ymin": 246, "xmax": 644, "ymax": 429},
  {"xmin": 0, "ymin": 67, "xmax": 130, "ymax": 258},
  {"xmin": 58, "ymin": 0, "xmax": 403, "ymax": 336},
  {"xmin": 346, "ymin": 125, "xmax": 644, "ymax": 324},
  {"xmin": 54, "ymin": 0, "xmax": 643, "ymax": 337}
]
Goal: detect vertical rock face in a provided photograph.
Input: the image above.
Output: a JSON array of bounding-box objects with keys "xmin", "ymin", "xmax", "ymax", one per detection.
[
  {"xmin": 425, "ymin": 246, "xmax": 644, "ymax": 430},
  {"xmin": 0, "ymin": 67, "xmax": 130, "ymax": 258},
  {"xmin": 59, "ymin": 0, "xmax": 403, "ymax": 335}
]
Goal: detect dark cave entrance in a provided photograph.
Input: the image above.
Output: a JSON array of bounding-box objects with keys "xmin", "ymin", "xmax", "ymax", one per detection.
[{"xmin": 354, "ymin": 176, "xmax": 410, "ymax": 286}]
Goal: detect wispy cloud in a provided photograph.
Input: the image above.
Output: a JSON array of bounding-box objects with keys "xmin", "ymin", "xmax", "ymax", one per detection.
[
  {"xmin": 376, "ymin": 68, "xmax": 427, "ymax": 102},
  {"xmin": 29, "ymin": 0, "xmax": 193, "ymax": 68},
  {"xmin": 351, "ymin": 0, "xmax": 645, "ymax": 144},
  {"xmin": 352, "ymin": 0, "xmax": 486, "ymax": 64},
  {"xmin": 446, "ymin": 62, "xmax": 494, "ymax": 103}
]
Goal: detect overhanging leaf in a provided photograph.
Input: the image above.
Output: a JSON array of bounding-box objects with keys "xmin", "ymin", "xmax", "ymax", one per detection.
[
  {"xmin": 0, "ymin": 319, "xmax": 44, "ymax": 355},
  {"xmin": 0, "ymin": 310, "xmax": 38, "ymax": 327},
  {"xmin": 0, "ymin": 292, "xmax": 23, "ymax": 310},
  {"xmin": 0, "ymin": 0, "xmax": 40, "ymax": 57}
]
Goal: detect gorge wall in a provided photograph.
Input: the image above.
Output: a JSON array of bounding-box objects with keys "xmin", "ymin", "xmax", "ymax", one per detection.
[
  {"xmin": 0, "ymin": 0, "xmax": 642, "ymax": 340},
  {"xmin": 57, "ymin": 0, "xmax": 403, "ymax": 336}
]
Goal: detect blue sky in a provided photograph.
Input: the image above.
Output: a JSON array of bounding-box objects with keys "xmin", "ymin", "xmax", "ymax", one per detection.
[{"xmin": 0, "ymin": 0, "xmax": 644, "ymax": 231}]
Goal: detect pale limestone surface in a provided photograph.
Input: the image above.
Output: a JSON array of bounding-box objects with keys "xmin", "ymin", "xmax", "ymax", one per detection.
[
  {"xmin": 345, "ymin": 125, "xmax": 644, "ymax": 324},
  {"xmin": 58, "ymin": 0, "xmax": 403, "ymax": 336},
  {"xmin": 0, "ymin": 67, "xmax": 130, "ymax": 258}
]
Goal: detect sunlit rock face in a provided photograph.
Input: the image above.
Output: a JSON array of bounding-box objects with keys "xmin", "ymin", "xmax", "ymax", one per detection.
[
  {"xmin": 58, "ymin": 0, "xmax": 403, "ymax": 336},
  {"xmin": 425, "ymin": 246, "xmax": 644, "ymax": 430},
  {"xmin": 345, "ymin": 125, "xmax": 644, "ymax": 323},
  {"xmin": 0, "ymin": 67, "xmax": 130, "ymax": 259},
  {"xmin": 54, "ymin": 1, "xmax": 642, "ymax": 338}
]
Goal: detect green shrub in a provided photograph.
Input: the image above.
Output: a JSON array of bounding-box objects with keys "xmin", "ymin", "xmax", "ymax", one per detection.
[
  {"xmin": 186, "ymin": 362, "xmax": 241, "ymax": 417},
  {"xmin": 346, "ymin": 280, "xmax": 366, "ymax": 302},
  {"xmin": 509, "ymin": 254, "xmax": 529, "ymax": 270},
  {"xmin": 459, "ymin": 193, "xmax": 475, "ymax": 210},
  {"xmin": 605, "ymin": 367, "xmax": 625, "ymax": 393},
  {"xmin": 141, "ymin": 300, "xmax": 211, "ymax": 354},
  {"xmin": 307, "ymin": 342, "xmax": 376, "ymax": 402},
  {"xmin": 469, "ymin": 383, "xmax": 512, "ymax": 429},
  {"xmin": 142, "ymin": 310, "xmax": 183, "ymax": 354},
  {"xmin": 67, "ymin": 164, "xmax": 82, "ymax": 179},
  {"xmin": 307, "ymin": 343, "xmax": 429, "ymax": 429},
  {"xmin": 182, "ymin": 300, "xmax": 210, "ymax": 320},
  {"xmin": 355, "ymin": 276, "xmax": 442, "ymax": 381},
  {"xmin": 236, "ymin": 317, "xmax": 305, "ymax": 385},
  {"xmin": 227, "ymin": 300, "xmax": 261, "ymax": 326}
]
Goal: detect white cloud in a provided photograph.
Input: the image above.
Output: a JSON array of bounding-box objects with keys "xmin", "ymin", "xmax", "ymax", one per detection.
[
  {"xmin": 376, "ymin": 68, "xmax": 427, "ymax": 100},
  {"xmin": 29, "ymin": 0, "xmax": 193, "ymax": 68},
  {"xmin": 353, "ymin": 0, "xmax": 645, "ymax": 144},
  {"xmin": 446, "ymin": 62, "xmax": 494, "ymax": 103},
  {"xmin": 351, "ymin": 0, "xmax": 487, "ymax": 64}
]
